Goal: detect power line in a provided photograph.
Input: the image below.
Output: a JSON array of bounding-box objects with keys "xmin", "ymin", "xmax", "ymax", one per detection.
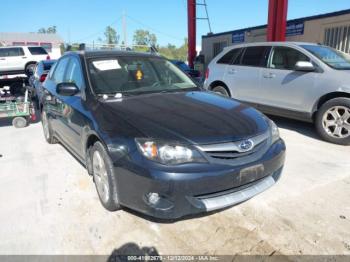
[{"xmin": 74, "ymin": 16, "xmax": 123, "ymax": 43}]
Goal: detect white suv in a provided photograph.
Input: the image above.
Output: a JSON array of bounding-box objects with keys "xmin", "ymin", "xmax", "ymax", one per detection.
[
  {"xmin": 0, "ymin": 46, "xmax": 49, "ymax": 76},
  {"xmin": 204, "ymin": 42, "xmax": 350, "ymax": 145}
]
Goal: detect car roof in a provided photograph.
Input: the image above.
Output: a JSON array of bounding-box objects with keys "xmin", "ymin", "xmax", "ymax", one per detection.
[
  {"xmin": 40, "ymin": 59, "xmax": 57, "ymax": 64},
  {"xmin": 224, "ymin": 41, "xmax": 320, "ymax": 50},
  {"xmin": 66, "ymin": 50, "xmax": 161, "ymax": 59}
]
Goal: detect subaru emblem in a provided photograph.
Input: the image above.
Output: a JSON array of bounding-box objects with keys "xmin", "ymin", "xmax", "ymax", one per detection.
[{"xmin": 238, "ymin": 139, "xmax": 254, "ymax": 152}]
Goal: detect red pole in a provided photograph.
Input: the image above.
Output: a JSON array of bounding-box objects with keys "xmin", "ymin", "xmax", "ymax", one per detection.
[
  {"xmin": 187, "ymin": 0, "xmax": 196, "ymax": 68},
  {"xmin": 275, "ymin": 0, "xmax": 288, "ymax": 41},
  {"xmin": 267, "ymin": 0, "xmax": 288, "ymax": 41},
  {"xmin": 267, "ymin": 0, "xmax": 277, "ymax": 41}
]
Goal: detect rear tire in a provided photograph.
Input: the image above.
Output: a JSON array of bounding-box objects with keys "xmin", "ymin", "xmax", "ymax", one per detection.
[
  {"xmin": 12, "ymin": 117, "xmax": 27, "ymax": 128},
  {"xmin": 315, "ymin": 97, "xmax": 350, "ymax": 145},
  {"xmin": 25, "ymin": 63, "xmax": 36, "ymax": 77},
  {"xmin": 212, "ymin": 85, "xmax": 230, "ymax": 97},
  {"xmin": 90, "ymin": 141, "xmax": 121, "ymax": 211}
]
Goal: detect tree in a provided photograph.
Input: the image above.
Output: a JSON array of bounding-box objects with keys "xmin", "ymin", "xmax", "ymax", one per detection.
[
  {"xmin": 104, "ymin": 26, "xmax": 119, "ymax": 46},
  {"xmin": 47, "ymin": 26, "xmax": 57, "ymax": 34},
  {"xmin": 38, "ymin": 26, "xmax": 57, "ymax": 34},
  {"xmin": 158, "ymin": 38, "xmax": 188, "ymax": 61},
  {"xmin": 133, "ymin": 29, "xmax": 157, "ymax": 47}
]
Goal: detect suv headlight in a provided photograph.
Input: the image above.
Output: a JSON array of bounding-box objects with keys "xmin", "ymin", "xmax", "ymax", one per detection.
[
  {"xmin": 269, "ymin": 120, "xmax": 280, "ymax": 144},
  {"xmin": 135, "ymin": 139, "xmax": 207, "ymax": 165}
]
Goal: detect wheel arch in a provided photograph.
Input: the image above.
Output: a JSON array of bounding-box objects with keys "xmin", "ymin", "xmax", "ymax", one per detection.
[
  {"xmin": 312, "ymin": 92, "xmax": 350, "ymax": 119},
  {"xmin": 84, "ymin": 132, "xmax": 103, "ymax": 176},
  {"xmin": 209, "ymin": 81, "xmax": 231, "ymax": 96},
  {"xmin": 24, "ymin": 61, "xmax": 37, "ymax": 69}
]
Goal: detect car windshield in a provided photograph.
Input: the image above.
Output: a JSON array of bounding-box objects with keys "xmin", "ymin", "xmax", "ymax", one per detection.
[
  {"xmin": 301, "ymin": 45, "xmax": 350, "ymax": 70},
  {"xmin": 88, "ymin": 56, "xmax": 198, "ymax": 95}
]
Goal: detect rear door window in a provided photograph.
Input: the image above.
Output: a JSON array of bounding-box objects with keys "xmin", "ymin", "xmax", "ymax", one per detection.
[
  {"xmin": 0, "ymin": 48, "xmax": 24, "ymax": 57},
  {"xmin": 0, "ymin": 48, "xmax": 8, "ymax": 57},
  {"xmin": 28, "ymin": 47, "xmax": 48, "ymax": 55},
  {"xmin": 241, "ymin": 46, "xmax": 271, "ymax": 67},
  {"xmin": 217, "ymin": 48, "xmax": 242, "ymax": 64}
]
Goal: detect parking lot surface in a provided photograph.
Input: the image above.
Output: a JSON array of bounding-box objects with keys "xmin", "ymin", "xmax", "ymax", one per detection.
[{"xmin": 0, "ymin": 116, "xmax": 349, "ymax": 256}]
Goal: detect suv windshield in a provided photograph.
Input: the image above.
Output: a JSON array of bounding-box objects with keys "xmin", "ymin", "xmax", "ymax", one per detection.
[
  {"xmin": 301, "ymin": 45, "xmax": 350, "ymax": 70},
  {"xmin": 88, "ymin": 56, "xmax": 198, "ymax": 95}
]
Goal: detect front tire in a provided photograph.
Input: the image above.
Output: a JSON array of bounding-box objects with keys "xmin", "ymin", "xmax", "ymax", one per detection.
[
  {"xmin": 212, "ymin": 85, "xmax": 230, "ymax": 97},
  {"xmin": 12, "ymin": 117, "xmax": 28, "ymax": 128},
  {"xmin": 41, "ymin": 110, "xmax": 57, "ymax": 144},
  {"xmin": 91, "ymin": 141, "xmax": 121, "ymax": 211},
  {"xmin": 315, "ymin": 98, "xmax": 350, "ymax": 145}
]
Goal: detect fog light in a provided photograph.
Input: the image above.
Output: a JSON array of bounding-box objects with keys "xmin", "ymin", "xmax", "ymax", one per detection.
[{"xmin": 147, "ymin": 193, "xmax": 160, "ymax": 205}]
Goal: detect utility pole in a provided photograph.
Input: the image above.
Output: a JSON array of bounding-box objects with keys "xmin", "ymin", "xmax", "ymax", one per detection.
[
  {"xmin": 122, "ymin": 11, "xmax": 127, "ymax": 48},
  {"xmin": 187, "ymin": 0, "xmax": 196, "ymax": 69}
]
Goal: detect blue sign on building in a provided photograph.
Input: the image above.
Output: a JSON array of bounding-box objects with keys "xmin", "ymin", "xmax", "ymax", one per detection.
[
  {"xmin": 232, "ymin": 31, "xmax": 245, "ymax": 43},
  {"xmin": 286, "ymin": 22, "xmax": 305, "ymax": 36}
]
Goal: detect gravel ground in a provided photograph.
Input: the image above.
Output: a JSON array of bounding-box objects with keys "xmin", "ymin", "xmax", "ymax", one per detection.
[{"xmin": 0, "ymin": 116, "xmax": 349, "ymax": 257}]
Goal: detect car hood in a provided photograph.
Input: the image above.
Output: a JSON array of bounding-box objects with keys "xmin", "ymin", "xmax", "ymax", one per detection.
[{"xmin": 97, "ymin": 91, "xmax": 269, "ymax": 144}]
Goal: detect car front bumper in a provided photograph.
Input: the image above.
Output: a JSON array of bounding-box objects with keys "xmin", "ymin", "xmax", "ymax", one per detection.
[{"xmin": 113, "ymin": 139, "xmax": 286, "ymax": 220}]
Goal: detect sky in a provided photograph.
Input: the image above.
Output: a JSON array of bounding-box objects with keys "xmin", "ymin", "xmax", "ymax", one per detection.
[{"xmin": 1, "ymin": 0, "xmax": 350, "ymax": 48}]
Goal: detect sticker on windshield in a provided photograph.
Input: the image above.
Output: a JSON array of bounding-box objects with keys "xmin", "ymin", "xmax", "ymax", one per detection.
[
  {"xmin": 136, "ymin": 69, "xmax": 143, "ymax": 80},
  {"xmin": 92, "ymin": 60, "xmax": 121, "ymax": 71}
]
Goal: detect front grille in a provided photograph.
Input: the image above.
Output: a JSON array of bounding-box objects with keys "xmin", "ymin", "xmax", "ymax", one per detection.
[
  {"xmin": 196, "ymin": 132, "xmax": 269, "ymax": 160},
  {"xmin": 205, "ymin": 141, "xmax": 267, "ymax": 159}
]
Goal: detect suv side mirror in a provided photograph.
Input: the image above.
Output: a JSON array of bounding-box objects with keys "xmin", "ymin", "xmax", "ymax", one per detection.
[
  {"xmin": 295, "ymin": 61, "xmax": 315, "ymax": 72},
  {"xmin": 56, "ymin": 82, "xmax": 79, "ymax": 96}
]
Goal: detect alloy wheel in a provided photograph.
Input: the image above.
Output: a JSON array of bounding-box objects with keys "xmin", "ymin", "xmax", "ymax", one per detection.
[
  {"xmin": 322, "ymin": 106, "xmax": 350, "ymax": 138},
  {"xmin": 213, "ymin": 86, "xmax": 229, "ymax": 97},
  {"xmin": 42, "ymin": 112, "xmax": 50, "ymax": 140},
  {"xmin": 93, "ymin": 151, "xmax": 110, "ymax": 204}
]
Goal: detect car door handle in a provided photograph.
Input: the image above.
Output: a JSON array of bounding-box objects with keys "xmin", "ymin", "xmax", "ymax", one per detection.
[
  {"xmin": 263, "ymin": 73, "xmax": 276, "ymax": 79},
  {"xmin": 228, "ymin": 69, "xmax": 237, "ymax": 75},
  {"xmin": 0, "ymin": 58, "xmax": 5, "ymax": 60},
  {"xmin": 22, "ymin": 57, "xmax": 27, "ymax": 59}
]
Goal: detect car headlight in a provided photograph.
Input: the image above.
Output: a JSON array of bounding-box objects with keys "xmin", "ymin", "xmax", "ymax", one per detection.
[
  {"xmin": 135, "ymin": 139, "xmax": 207, "ymax": 165},
  {"xmin": 269, "ymin": 120, "xmax": 280, "ymax": 144}
]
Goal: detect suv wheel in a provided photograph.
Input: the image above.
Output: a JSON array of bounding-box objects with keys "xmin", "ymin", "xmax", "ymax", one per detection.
[
  {"xmin": 315, "ymin": 98, "xmax": 350, "ymax": 145},
  {"xmin": 25, "ymin": 63, "xmax": 36, "ymax": 76},
  {"xmin": 91, "ymin": 141, "xmax": 121, "ymax": 211},
  {"xmin": 41, "ymin": 110, "xmax": 57, "ymax": 144},
  {"xmin": 212, "ymin": 85, "xmax": 230, "ymax": 97},
  {"xmin": 12, "ymin": 117, "xmax": 28, "ymax": 128}
]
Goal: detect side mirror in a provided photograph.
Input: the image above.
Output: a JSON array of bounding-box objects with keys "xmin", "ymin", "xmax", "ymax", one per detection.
[
  {"xmin": 295, "ymin": 61, "xmax": 315, "ymax": 72},
  {"xmin": 56, "ymin": 82, "xmax": 79, "ymax": 96}
]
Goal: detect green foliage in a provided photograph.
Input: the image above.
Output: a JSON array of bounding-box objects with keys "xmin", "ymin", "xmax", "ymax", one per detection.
[
  {"xmin": 104, "ymin": 26, "xmax": 119, "ymax": 45},
  {"xmin": 133, "ymin": 29, "xmax": 157, "ymax": 46},
  {"xmin": 38, "ymin": 26, "xmax": 57, "ymax": 34},
  {"xmin": 158, "ymin": 38, "xmax": 188, "ymax": 61}
]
